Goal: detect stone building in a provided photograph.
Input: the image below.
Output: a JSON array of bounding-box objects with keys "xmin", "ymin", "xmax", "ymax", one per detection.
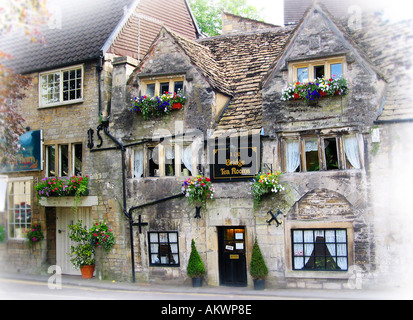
[
  {"xmin": 1, "ymin": 0, "xmax": 412, "ymax": 291},
  {"xmin": 0, "ymin": 0, "xmax": 199, "ymax": 277}
]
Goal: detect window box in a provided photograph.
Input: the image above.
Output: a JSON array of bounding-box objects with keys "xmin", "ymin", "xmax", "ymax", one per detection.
[
  {"xmin": 39, "ymin": 196, "xmax": 98, "ymax": 208},
  {"xmin": 281, "ymin": 77, "xmax": 349, "ymax": 102},
  {"xmin": 131, "ymin": 90, "xmax": 187, "ymax": 120}
]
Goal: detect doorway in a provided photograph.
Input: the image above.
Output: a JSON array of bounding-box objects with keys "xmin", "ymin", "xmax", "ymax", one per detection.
[
  {"xmin": 217, "ymin": 226, "xmax": 247, "ymax": 287},
  {"xmin": 56, "ymin": 207, "xmax": 92, "ymax": 275}
]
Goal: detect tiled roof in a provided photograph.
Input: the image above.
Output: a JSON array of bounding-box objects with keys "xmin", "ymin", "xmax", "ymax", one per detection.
[
  {"xmin": 341, "ymin": 15, "xmax": 413, "ymax": 122},
  {"xmin": 108, "ymin": 0, "xmax": 199, "ymax": 60},
  {"xmin": 0, "ymin": 0, "xmax": 134, "ymax": 74},
  {"xmin": 199, "ymin": 28, "xmax": 293, "ymax": 129},
  {"xmin": 0, "ymin": 0, "xmax": 199, "ymax": 75}
]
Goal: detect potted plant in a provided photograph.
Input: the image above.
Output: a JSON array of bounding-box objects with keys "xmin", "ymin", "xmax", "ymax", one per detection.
[
  {"xmin": 187, "ymin": 239, "xmax": 206, "ymax": 287},
  {"xmin": 250, "ymin": 237, "xmax": 268, "ymax": 290},
  {"xmin": 68, "ymin": 220, "xmax": 96, "ymax": 279},
  {"xmin": 89, "ymin": 220, "xmax": 115, "ymax": 252},
  {"xmin": 250, "ymin": 171, "xmax": 284, "ymax": 207},
  {"xmin": 181, "ymin": 175, "xmax": 215, "ymax": 218}
]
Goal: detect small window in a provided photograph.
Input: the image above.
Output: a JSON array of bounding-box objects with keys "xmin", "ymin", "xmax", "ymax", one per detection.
[
  {"xmin": 45, "ymin": 143, "xmax": 83, "ymax": 177},
  {"xmin": 304, "ymin": 138, "xmax": 319, "ymax": 172},
  {"xmin": 290, "ymin": 58, "xmax": 345, "ymax": 83},
  {"xmin": 292, "ymin": 229, "xmax": 348, "ymax": 271},
  {"xmin": 7, "ymin": 180, "xmax": 32, "ymax": 239},
  {"xmin": 314, "ymin": 65, "xmax": 325, "ymax": 79},
  {"xmin": 46, "ymin": 145, "xmax": 56, "ymax": 177},
  {"xmin": 324, "ymin": 137, "xmax": 339, "ymax": 170},
  {"xmin": 141, "ymin": 77, "xmax": 185, "ymax": 97},
  {"xmin": 297, "ymin": 67, "xmax": 309, "ymax": 83},
  {"xmin": 148, "ymin": 232, "xmax": 180, "ymax": 266},
  {"xmin": 40, "ymin": 65, "xmax": 83, "ymax": 107},
  {"xmin": 330, "ymin": 63, "xmax": 343, "ymax": 79}
]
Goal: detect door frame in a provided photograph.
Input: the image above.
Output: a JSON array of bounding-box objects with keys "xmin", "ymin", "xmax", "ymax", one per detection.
[{"xmin": 217, "ymin": 226, "xmax": 248, "ymax": 287}]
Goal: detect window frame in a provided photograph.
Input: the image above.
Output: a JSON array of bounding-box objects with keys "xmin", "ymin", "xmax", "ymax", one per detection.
[
  {"xmin": 289, "ymin": 57, "xmax": 346, "ymax": 83},
  {"xmin": 133, "ymin": 140, "xmax": 195, "ymax": 178},
  {"xmin": 281, "ymin": 133, "xmax": 362, "ymax": 173},
  {"xmin": 44, "ymin": 142, "xmax": 84, "ymax": 177},
  {"xmin": 148, "ymin": 231, "xmax": 180, "ymax": 267},
  {"xmin": 7, "ymin": 177, "xmax": 33, "ymax": 240},
  {"xmin": 140, "ymin": 76, "xmax": 185, "ymax": 97},
  {"xmin": 39, "ymin": 64, "xmax": 84, "ymax": 108},
  {"xmin": 291, "ymin": 228, "xmax": 349, "ymax": 271}
]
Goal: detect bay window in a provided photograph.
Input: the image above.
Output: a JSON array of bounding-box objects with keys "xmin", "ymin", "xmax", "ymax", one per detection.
[{"xmin": 283, "ymin": 133, "xmax": 362, "ymax": 173}]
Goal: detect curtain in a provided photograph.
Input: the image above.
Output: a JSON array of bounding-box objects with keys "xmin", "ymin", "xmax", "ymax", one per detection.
[
  {"xmin": 286, "ymin": 140, "xmax": 300, "ymax": 173},
  {"xmin": 305, "ymin": 139, "xmax": 318, "ymax": 152},
  {"xmin": 343, "ymin": 135, "xmax": 361, "ymax": 169},
  {"xmin": 336, "ymin": 230, "xmax": 348, "ymax": 270},
  {"xmin": 134, "ymin": 149, "xmax": 144, "ymax": 178},
  {"xmin": 181, "ymin": 146, "xmax": 192, "ymax": 173}
]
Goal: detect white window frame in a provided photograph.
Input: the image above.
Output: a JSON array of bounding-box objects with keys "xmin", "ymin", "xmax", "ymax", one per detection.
[
  {"xmin": 39, "ymin": 64, "xmax": 84, "ymax": 108},
  {"xmin": 7, "ymin": 177, "xmax": 34, "ymax": 240}
]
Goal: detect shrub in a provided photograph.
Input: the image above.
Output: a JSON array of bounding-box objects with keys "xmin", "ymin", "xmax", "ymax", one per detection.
[
  {"xmin": 250, "ymin": 237, "xmax": 268, "ymax": 280},
  {"xmin": 187, "ymin": 239, "xmax": 206, "ymax": 278}
]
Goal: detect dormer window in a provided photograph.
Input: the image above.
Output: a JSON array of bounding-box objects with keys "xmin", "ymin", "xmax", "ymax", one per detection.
[
  {"xmin": 290, "ymin": 57, "xmax": 345, "ymax": 83},
  {"xmin": 141, "ymin": 76, "xmax": 184, "ymax": 97}
]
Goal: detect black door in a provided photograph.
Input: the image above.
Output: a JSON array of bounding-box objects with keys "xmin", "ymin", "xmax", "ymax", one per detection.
[{"xmin": 218, "ymin": 227, "xmax": 247, "ymax": 287}]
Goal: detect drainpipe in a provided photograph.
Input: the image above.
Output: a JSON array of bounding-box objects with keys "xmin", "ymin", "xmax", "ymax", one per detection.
[{"xmin": 101, "ymin": 122, "xmax": 136, "ymax": 283}]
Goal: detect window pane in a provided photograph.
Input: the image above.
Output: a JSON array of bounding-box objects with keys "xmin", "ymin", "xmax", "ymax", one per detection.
[
  {"xmin": 73, "ymin": 144, "xmax": 82, "ymax": 176},
  {"xmin": 305, "ymin": 139, "xmax": 319, "ymax": 171},
  {"xmin": 292, "ymin": 229, "xmax": 348, "ymax": 271},
  {"xmin": 324, "ymin": 138, "xmax": 339, "ymax": 170},
  {"xmin": 174, "ymin": 81, "xmax": 183, "ymax": 92},
  {"xmin": 60, "ymin": 145, "xmax": 69, "ymax": 176},
  {"xmin": 8, "ymin": 181, "xmax": 32, "ymax": 239},
  {"xmin": 146, "ymin": 84, "xmax": 155, "ymax": 97},
  {"xmin": 297, "ymin": 67, "xmax": 308, "ymax": 83},
  {"xmin": 46, "ymin": 145, "xmax": 56, "ymax": 177},
  {"xmin": 160, "ymin": 82, "xmax": 169, "ymax": 94},
  {"xmin": 314, "ymin": 65, "xmax": 325, "ymax": 79},
  {"xmin": 148, "ymin": 232, "xmax": 179, "ymax": 267},
  {"xmin": 331, "ymin": 63, "xmax": 343, "ymax": 79}
]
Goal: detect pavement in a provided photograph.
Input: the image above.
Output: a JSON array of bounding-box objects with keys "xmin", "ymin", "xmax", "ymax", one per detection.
[{"xmin": 0, "ymin": 271, "xmax": 411, "ymax": 300}]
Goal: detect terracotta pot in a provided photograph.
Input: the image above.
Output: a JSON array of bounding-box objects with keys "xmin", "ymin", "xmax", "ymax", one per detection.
[{"xmin": 80, "ymin": 265, "xmax": 95, "ymax": 279}]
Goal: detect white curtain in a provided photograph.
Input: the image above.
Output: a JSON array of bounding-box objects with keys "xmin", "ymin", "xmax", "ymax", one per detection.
[
  {"xmin": 305, "ymin": 139, "xmax": 318, "ymax": 152},
  {"xmin": 134, "ymin": 149, "xmax": 144, "ymax": 178},
  {"xmin": 336, "ymin": 230, "xmax": 348, "ymax": 270},
  {"xmin": 303, "ymin": 230, "xmax": 314, "ymax": 267},
  {"xmin": 286, "ymin": 140, "xmax": 300, "ymax": 173},
  {"xmin": 343, "ymin": 135, "xmax": 361, "ymax": 169},
  {"xmin": 181, "ymin": 146, "xmax": 192, "ymax": 173},
  {"xmin": 293, "ymin": 231, "xmax": 305, "ymax": 269}
]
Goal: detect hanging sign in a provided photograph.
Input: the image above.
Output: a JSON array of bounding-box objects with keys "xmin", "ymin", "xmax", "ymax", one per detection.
[
  {"xmin": 209, "ymin": 134, "xmax": 260, "ymax": 182},
  {"xmin": 1, "ymin": 130, "xmax": 43, "ymax": 173}
]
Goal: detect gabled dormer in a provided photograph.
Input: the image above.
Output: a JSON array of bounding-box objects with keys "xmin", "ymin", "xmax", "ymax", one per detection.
[{"xmin": 262, "ymin": 2, "xmax": 387, "ymax": 135}]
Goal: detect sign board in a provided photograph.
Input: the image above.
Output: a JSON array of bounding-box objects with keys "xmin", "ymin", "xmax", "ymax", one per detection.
[
  {"xmin": 209, "ymin": 135, "xmax": 260, "ymax": 182},
  {"xmin": 0, "ymin": 130, "xmax": 43, "ymax": 173}
]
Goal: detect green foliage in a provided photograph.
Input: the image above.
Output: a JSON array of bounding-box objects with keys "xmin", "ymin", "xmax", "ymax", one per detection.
[
  {"xmin": 89, "ymin": 220, "xmax": 115, "ymax": 253},
  {"xmin": 189, "ymin": 0, "xmax": 263, "ymax": 36},
  {"xmin": 187, "ymin": 239, "xmax": 206, "ymax": 278},
  {"xmin": 0, "ymin": 225, "xmax": 5, "ymax": 243},
  {"xmin": 250, "ymin": 237, "xmax": 268, "ymax": 280},
  {"xmin": 68, "ymin": 220, "xmax": 95, "ymax": 269},
  {"xmin": 26, "ymin": 223, "xmax": 44, "ymax": 247},
  {"xmin": 182, "ymin": 175, "xmax": 215, "ymax": 208}
]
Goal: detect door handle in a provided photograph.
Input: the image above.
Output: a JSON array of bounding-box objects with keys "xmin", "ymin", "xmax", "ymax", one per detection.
[{"xmin": 58, "ymin": 230, "xmax": 65, "ymax": 234}]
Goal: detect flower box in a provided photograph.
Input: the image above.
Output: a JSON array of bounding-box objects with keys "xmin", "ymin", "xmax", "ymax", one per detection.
[
  {"xmin": 39, "ymin": 196, "xmax": 98, "ymax": 207},
  {"xmin": 281, "ymin": 77, "xmax": 348, "ymax": 102},
  {"xmin": 131, "ymin": 89, "xmax": 187, "ymax": 120}
]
